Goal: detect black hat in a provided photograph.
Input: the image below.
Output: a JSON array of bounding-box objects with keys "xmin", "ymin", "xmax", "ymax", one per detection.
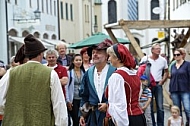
[
  {"xmin": 24, "ymin": 34, "xmax": 47, "ymax": 56},
  {"xmin": 87, "ymin": 39, "xmax": 113, "ymax": 57}
]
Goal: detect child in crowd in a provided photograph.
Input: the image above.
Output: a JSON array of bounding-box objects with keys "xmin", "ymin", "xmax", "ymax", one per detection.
[
  {"xmin": 168, "ymin": 105, "xmax": 184, "ymax": 126},
  {"xmin": 139, "ymin": 75, "xmax": 152, "ymax": 126}
]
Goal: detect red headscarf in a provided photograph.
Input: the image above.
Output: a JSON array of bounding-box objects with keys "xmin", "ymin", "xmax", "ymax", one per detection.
[{"xmin": 114, "ymin": 44, "xmax": 136, "ymax": 69}]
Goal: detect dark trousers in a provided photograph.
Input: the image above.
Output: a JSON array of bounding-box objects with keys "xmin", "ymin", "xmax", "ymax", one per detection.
[
  {"xmin": 68, "ymin": 99, "xmax": 81, "ymax": 126},
  {"xmin": 128, "ymin": 114, "xmax": 147, "ymax": 126}
]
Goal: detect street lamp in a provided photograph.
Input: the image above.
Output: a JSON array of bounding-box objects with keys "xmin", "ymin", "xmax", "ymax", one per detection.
[
  {"xmin": 94, "ymin": 24, "xmax": 98, "ymax": 33},
  {"xmin": 34, "ymin": 8, "xmax": 41, "ymax": 20}
]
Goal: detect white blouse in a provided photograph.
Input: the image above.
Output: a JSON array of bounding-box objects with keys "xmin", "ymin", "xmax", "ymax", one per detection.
[{"xmin": 107, "ymin": 67, "xmax": 136, "ymax": 126}]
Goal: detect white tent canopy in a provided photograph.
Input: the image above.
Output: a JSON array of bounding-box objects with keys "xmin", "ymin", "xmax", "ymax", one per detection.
[
  {"xmin": 42, "ymin": 39, "xmax": 70, "ymax": 47},
  {"xmin": 9, "ymin": 36, "xmax": 54, "ymax": 49}
]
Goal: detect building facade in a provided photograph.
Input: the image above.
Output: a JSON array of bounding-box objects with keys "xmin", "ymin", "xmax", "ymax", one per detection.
[
  {"xmin": 1, "ymin": 0, "xmax": 68, "ymax": 64},
  {"xmin": 0, "ymin": 0, "xmax": 8, "ymax": 64},
  {"xmin": 101, "ymin": 0, "xmax": 128, "ymax": 41},
  {"xmin": 59, "ymin": 0, "xmax": 94, "ymax": 53},
  {"xmin": 137, "ymin": 0, "xmax": 166, "ymax": 55}
]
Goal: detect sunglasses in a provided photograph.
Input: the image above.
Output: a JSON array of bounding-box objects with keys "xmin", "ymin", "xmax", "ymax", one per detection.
[{"xmin": 173, "ymin": 54, "xmax": 181, "ymax": 57}]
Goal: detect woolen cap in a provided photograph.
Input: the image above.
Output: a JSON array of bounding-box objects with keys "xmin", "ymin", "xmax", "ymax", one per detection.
[{"xmin": 24, "ymin": 34, "xmax": 47, "ymax": 56}]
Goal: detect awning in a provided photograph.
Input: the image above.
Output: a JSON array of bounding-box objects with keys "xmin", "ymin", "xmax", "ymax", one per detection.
[
  {"xmin": 9, "ymin": 36, "xmax": 54, "ymax": 49},
  {"xmin": 9, "ymin": 36, "xmax": 24, "ymax": 44},
  {"xmin": 42, "ymin": 39, "xmax": 70, "ymax": 47},
  {"xmin": 68, "ymin": 32, "xmax": 130, "ymax": 49}
]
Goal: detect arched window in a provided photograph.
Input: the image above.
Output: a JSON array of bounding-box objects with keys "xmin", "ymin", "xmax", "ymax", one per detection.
[
  {"xmin": 22, "ymin": 30, "xmax": 30, "ymax": 37},
  {"xmin": 9, "ymin": 29, "xmax": 18, "ymax": 36},
  {"xmin": 43, "ymin": 33, "xmax": 49, "ymax": 39},
  {"xmin": 51, "ymin": 34, "xmax": 56, "ymax": 39},
  {"xmin": 34, "ymin": 32, "xmax": 40, "ymax": 38},
  {"xmin": 108, "ymin": 0, "xmax": 117, "ymax": 24}
]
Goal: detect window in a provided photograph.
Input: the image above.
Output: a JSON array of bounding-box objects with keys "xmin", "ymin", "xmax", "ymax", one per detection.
[
  {"xmin": 85, "ymin": 5, "xmax": 89, "ymax": 22},
  {"xmin": 34, "ymin": 32, "xmax": 40, "ymax": 38},
  {"xmin": 22, "ymin": 31, "xmax": 29, "ymax": 37},
  {"xmin": 50, "ymin": 0, "xmax": 52, "ymax": 15},
  {"xmin": 60, "ymin": 2, "xmax": 63, "ymax": 19},
  {"xmin": 65, "ymin": 3, "xmax": 68, "ymax": 20},
  {"xmin": 176, "ymin": 0, "xmax": 178, "ymax": 8},
  {"xmin": 15, "ymin": 0, "xmax": 17, "ymax": 5},
  {"xmin": 70, "ymin": 4, "xmax": 73, "ymax": 21},
  {"xmin": 52, "ymin": 34, "xmax": 56, "ymax": 39},
  {"xmin": 29, "ymin": 0, "xmax": 32, "ymax": 8},
  {"xmin": 94, "ymin": 0, "xmax": 102, "ymax": 4},
  {"xmin": 180, "ymin": 0, "xmax": 183, "ymax": 5},
  {"xmin": 9, "ymin": 29, "xmax": 17, "ymax": 36},
  {"xmin": 37, "ymin": 0, "xmax": 39, "ymax": 9},
  {"xmin": 42, "ymin": 0, "xmax": 44, "ymax": 13},
  {"xmin": 85, "ymin": 5, "xmax": 87, "ymax": 22},
  {"xmin": 46, "ymin": 0, "xmax": 48, "ymax": 14},
  {"xmin": 54, "ymin": 1, "xmax": 56, "ymax": 16},
  {"xmin": 108, "ymin": 0, "xmax": 117, "ymax": 23},
  {"xmin": 94, "ymin": 15, "xmax": 97, "ymax": 25},
  {"xmin": 43, "ymin": 33, "xmax": 49, "ymax": 39},
  {"xmin": 87, "ymin": 5, "xmax": 89, "ymax": 22}
]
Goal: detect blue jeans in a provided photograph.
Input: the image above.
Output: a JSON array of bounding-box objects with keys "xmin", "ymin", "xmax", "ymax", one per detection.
[
  {"xmin": 151, "ymin": 84, "xmax": 164, "ymax": 126},
  {"xmin": 171, "ymin": 92, "xmax": 190, "ymax": 124}
]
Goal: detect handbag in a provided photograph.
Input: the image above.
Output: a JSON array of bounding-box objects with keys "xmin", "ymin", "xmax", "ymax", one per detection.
[{"xmin": 79, "ymin": 102, "xmax": 93, "ymax": 118}]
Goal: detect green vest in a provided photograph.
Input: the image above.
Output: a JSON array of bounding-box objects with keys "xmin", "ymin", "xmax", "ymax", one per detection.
[{"xmin": 3, "ymin": 62, "xmax": 55, "ymax": 126}]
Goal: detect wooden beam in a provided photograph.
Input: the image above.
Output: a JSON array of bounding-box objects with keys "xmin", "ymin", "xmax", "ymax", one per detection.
[
  {"xmin": 118, "ymin": 19, "xmax": 190, "ymax": 30},
  {"xmin": 120, "ymin": 20, "xmax": 144, "ymax": 58},
  {"xmin": 105, "ymin": 28, "xmax": 118, "ymax": 44},
  {"xmin": 179, "ymin": 27, "xmax": 190, "ymax": 47}
]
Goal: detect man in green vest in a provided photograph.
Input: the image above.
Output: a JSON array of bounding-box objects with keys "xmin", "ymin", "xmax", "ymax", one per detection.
[{"xmin": 0, "ymin": 34, "xmax": 68, "ymax": 126}]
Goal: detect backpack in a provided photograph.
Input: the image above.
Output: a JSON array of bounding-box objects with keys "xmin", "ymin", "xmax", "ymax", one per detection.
[
  {"xmin": 68, "ymin": 70, "xmax": 72, "ymax": 86},
  {"xmin": 137, "ymin": 60, "xmax": 156, "ymax": 88}
]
